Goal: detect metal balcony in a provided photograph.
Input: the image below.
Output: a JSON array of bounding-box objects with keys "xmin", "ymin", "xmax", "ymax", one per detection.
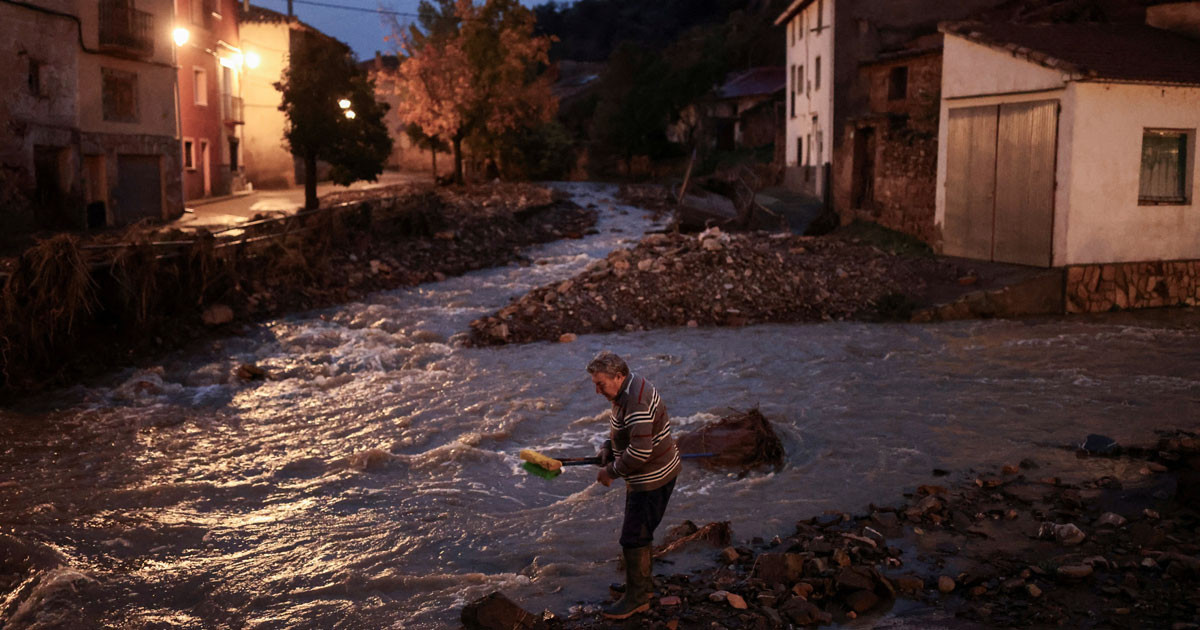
[
  {"xmin": 99, "ymin": 0, "xmax": 155, "ymax": 58},
  {"xmin": 223, "ymin": 94, "xmax": 244, "ymax": 124}
]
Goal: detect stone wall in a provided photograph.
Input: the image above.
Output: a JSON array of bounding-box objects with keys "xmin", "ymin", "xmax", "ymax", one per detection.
[
  {"xmin": 845, "ymin": 124, "xmax": 940, "ymax": 246},
  {"xmin": 835, "ymin": 50, "xmax": 942, "ymax": 246},
  {"xmin": 1065, "ymin": 261, "xmax": 1200, "ymax": 313}
]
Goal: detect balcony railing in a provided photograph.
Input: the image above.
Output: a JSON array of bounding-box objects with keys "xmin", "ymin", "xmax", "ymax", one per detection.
[
  {"xmin": 223, "ymin": 95, "xmax": 244, "ymax": 124},
  {"xmin": 99, "ymin": 0, "xmax": 155, "ymax": 58}
]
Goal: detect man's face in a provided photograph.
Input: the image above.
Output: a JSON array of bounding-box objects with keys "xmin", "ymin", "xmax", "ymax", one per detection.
[{"xmin": 591, "ymin": 371, "xmax": 624, "ymax": 401}]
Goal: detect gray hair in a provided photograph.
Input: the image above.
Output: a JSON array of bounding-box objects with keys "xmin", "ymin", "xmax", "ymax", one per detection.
[{"xmin": 586, "ymin": 351, "xmax": 629, "ymax": 377}]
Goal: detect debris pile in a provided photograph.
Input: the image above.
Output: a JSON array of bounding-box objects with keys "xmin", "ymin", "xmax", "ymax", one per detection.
[
  {"xmin": 468, "ymin": 228, "xmax": 968, "ymax": 345},
  {"xmin": 468, "ymin": 430, "xmax": 1200, "ymax": 628}
]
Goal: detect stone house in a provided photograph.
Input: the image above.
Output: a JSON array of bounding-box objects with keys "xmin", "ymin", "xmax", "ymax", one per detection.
[
  {"xmin": 774, "ymin": 0, "xmax": 1009, "ymax": 206},
  {"xmin": 841, "ymin": 36, "xmax": 942, "ymax": 245},
  {"xmin": 1, "ymin": 0, "xmax": 183, "ymax": 232},
  {"xmin": 936, "ymin": 4, "xmax": 1200, "ymax": 312},
  {"xmin": 668, "ymin": 67, "xmax": 785, "ymax": 155},
  {"xmin": 176, "ymin": 0, "xmax": 248, "ymax": 202}
]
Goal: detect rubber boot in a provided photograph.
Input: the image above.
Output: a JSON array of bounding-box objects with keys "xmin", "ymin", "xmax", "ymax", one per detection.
[{"xmin": 602, "ymin": 546, "xmax": 653, "ymax": 620}]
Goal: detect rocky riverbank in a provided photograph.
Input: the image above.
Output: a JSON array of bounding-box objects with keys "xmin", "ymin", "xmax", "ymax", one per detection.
[
  {"xmin": 467, "ymin": 226, "xmax": 979, "ymax": 346},
  {"xmin": 466, "ymin": 430, "xmax": 1200, "ymax": 629},
  {"xmin": 0, "ymin": 183, "xmax": 595, "ymax": 398}
]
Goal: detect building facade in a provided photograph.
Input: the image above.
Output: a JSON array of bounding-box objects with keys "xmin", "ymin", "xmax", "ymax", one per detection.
[
  {"xmin": 774, "ymin": 0, "xmax": 1012, "ymax": 207},
  {"xmin": 778, "ymin": 0, "xmax": 834, "ymax": 200},
  {"xmin": 175, "ymin": 0, "xmax": 246, "ymax": 201},
  {"xmin": 1, "ymin": 0, "xmax": 183, "ymax": 231},
  {"xmin": 238, "ymin": 4, "xmax": 297, "ymax": 189},
  {"xmin": 936, "ymin": 17, "xmax": 1200, "ymax": 311}
]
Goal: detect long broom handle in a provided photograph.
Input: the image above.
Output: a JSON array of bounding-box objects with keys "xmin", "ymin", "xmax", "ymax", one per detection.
[{"xmin": 560, "ymin": 452, "xmax": 716, "ymax": 467}]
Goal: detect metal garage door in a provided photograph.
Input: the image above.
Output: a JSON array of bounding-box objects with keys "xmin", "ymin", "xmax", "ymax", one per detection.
[
  {"xmin": 114, "ymin": 154, "xmax": 162, "ymax": 224},
  {"xmin": 944, "ymin": 100, "xmax": 1059, "ymax": 267}
]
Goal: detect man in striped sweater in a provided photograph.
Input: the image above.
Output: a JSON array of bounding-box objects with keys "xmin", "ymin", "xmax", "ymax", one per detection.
[{"xmin": 588, "ymin": 351, "xmax": 681, "ymax": 620}]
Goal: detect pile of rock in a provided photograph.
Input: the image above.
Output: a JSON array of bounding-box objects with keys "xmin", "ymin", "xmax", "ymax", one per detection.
[
  {"xmin": 467, "ymin": 228, "xmax": 968, "ymax": 345},
  {"xmin": 466, "ymin": 430, "xmax": 1200, "ymax": 629}
]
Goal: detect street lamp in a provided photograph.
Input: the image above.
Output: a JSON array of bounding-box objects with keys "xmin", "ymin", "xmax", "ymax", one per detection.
[
  {"xmin": 344, "ymin": 109, "xmax": 356, "ymax": 120},
  {"xmin": 338, "ymin": 98, "xmax": 352, "ymax": 109},
  {"xmin": 173, "ymin": 27, "xmax": 190, "ymax": 47},
  {"xmin": 245, "ymin": 51, "xmax": 261, "ymax": 69}
]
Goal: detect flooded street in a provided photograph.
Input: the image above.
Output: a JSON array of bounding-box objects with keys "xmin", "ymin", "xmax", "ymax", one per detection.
[{"xmin": 3, "ymin": 183, "xmax": 1200, "ymax": 629}]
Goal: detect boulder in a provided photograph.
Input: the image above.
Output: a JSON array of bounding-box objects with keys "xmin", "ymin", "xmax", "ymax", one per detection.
[
  {"xmin": 675, "ymin": 408, "xmax": 785, "ymax": 471},
  {"xmin": 754, "ymin": 553, "xmax": 805, "ymax": 585},
  {"xmin": 780, "ymin": 598, "xmax": 830, "ymax": 626},
  {"xmin": 845, "ymin": 590, "xmax": 880, "ymax": 614},
  {"xmin": 461, "ymin": 592, "xmax": 548, "ymax": 630},
  {"xmin": 835, "ymin": 567, "xmax": 875, "ymax": 592}
]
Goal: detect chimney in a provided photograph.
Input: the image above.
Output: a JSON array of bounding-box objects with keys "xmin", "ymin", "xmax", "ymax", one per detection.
[
  {"xmin": 287, "ymin": 0, "xmax": 293, "ymax": 17},
  {"xmin": 375, "ymin": 50, "xmax": 382, "ymax": 71},
  {"xmin": 1147, "ymin": 2, "xmax": 1200, "ymax": 39}
]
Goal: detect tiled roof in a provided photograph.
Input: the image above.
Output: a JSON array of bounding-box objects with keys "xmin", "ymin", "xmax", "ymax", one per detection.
[
  {"xmin": 717, "ymin": 67, "xmax": 786, "ymax": 100},
  {"xmin": 238, "ymin": 4, "xmax": 293, "ymax": 24},
  {"xmin": 941, "ymin": 21, "xmax": 1200, "ymax": 86}
]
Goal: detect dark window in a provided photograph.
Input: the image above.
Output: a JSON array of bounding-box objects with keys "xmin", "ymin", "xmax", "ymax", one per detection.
[
  {"xmin": 101, "ymin": 67, "xmax": 138, "ymax": 123},
  {"xmin": 28, "ymin": 59, "xmax": 42, "ymax": 96},
  {"xmin": 796, "ymin": 136, "xmax": 802, "ymax": 166},
  {"xmin": 1139, "ymin": 130, "xmax": 1190, "ymax": 204},
  {"xmin": 817, "ymin": 0, "xmax": 824, "ymax": 30},
  {"xmin": 815, "ymin": 57, "xmax": 821, "ymax": 90},
  {"xmin": 888, "ymin": 66, "xmax": 908, "ymax": 101},
  {"xmin": 183, "ymin": 140, "xmax": 194, "ymax": 169},
  {"xmin": 229, "ymin": 136, "xmax": 239, "ymax": 170}
]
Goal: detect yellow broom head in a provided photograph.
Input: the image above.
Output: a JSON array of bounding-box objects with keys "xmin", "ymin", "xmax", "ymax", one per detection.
[{"xmin": 519, "ymin": 449, "xmax": 562, "ymax": 472}]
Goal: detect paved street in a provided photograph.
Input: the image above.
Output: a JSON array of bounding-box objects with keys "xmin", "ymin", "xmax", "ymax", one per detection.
[{"xmin": 174, "ymin": 171, "xmax": 430, "ymax": 230}]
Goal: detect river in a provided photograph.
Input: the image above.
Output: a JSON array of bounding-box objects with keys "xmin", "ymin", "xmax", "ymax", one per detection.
[{"xmin": 2, "ymin": 183, "xmax": 1199, "ymax": 629}]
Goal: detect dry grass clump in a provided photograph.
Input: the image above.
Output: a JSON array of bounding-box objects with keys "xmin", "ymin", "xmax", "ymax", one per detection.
[{"xmin": 1, "ymin": 235, "xmax": 96, "ymax": 375}]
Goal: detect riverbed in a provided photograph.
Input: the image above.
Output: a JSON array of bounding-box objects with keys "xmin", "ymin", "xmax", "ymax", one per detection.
[{"xmin": 2, "ymin": 183, "xmax": 1199, "ymax": 629}]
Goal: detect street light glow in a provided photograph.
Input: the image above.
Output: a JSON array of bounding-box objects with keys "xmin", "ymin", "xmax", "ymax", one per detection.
[
  {"xmin": 338, "ymin": 99, "xmax": 352, "ymax": 109},
  {"xmin": 344, "ymin": 110, "xmax": 356, "ymax": 119},
  {"xmin": 231, "ymin": 52, "xmax": 243, "ymax": 67},
  {"xmin": 245, "ymin": 51, "xmax": 261, "ymax": 69},
  {"xmin": 173, "ymin": 27, "xmax": 190, "ymax": 47}
]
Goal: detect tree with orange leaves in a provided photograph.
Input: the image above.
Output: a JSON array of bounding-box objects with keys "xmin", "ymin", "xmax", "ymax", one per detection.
[{"xmin": 391, "ymin": 0, "xmax": 556, "ymax": 184}]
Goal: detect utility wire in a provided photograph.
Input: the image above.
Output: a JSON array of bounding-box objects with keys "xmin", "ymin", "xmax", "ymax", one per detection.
[{"xmin": 256, "ymin": 0, "xmax": 422, "ymax": 18}]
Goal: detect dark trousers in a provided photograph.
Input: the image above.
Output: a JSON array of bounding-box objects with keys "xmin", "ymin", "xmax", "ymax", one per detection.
[{"xmin": 619, "ymin": 478, "xmax": 676, "ymax": 549}]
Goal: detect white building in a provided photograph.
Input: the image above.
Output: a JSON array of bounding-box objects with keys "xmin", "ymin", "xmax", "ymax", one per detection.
[
  {"xmin": 937, "ymin": 18, "xmax": 1200, "ymax": 268},
  {"xmin": 776, "ymin": 0, "xmax": 834, "ymax": 200},
  {"xmin": 936, "ymin": 6, "xmax": 1200, "ymax": 313}
]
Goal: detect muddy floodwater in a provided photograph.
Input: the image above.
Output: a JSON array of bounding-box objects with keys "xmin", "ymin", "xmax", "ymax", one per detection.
[{"xmin": 2, "ymin": 183, "xmax": 1200, "ymax": 629}]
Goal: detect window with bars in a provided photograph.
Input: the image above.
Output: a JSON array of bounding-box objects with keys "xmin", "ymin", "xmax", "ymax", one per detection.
[{"xmin": 1139, "ymin": 130, "xmax": 1190, "ymax": 204}]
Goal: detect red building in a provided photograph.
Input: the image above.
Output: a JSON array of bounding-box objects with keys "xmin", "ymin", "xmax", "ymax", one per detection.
[{"xmin": 175, "ymin": 0, "xmax": 247, "ymax": 201}]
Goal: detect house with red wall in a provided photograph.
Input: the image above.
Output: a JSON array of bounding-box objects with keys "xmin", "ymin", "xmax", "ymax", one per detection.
[{"xmin": 175, "ymin": 0, "xmax": 246, "ymax": 201}]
